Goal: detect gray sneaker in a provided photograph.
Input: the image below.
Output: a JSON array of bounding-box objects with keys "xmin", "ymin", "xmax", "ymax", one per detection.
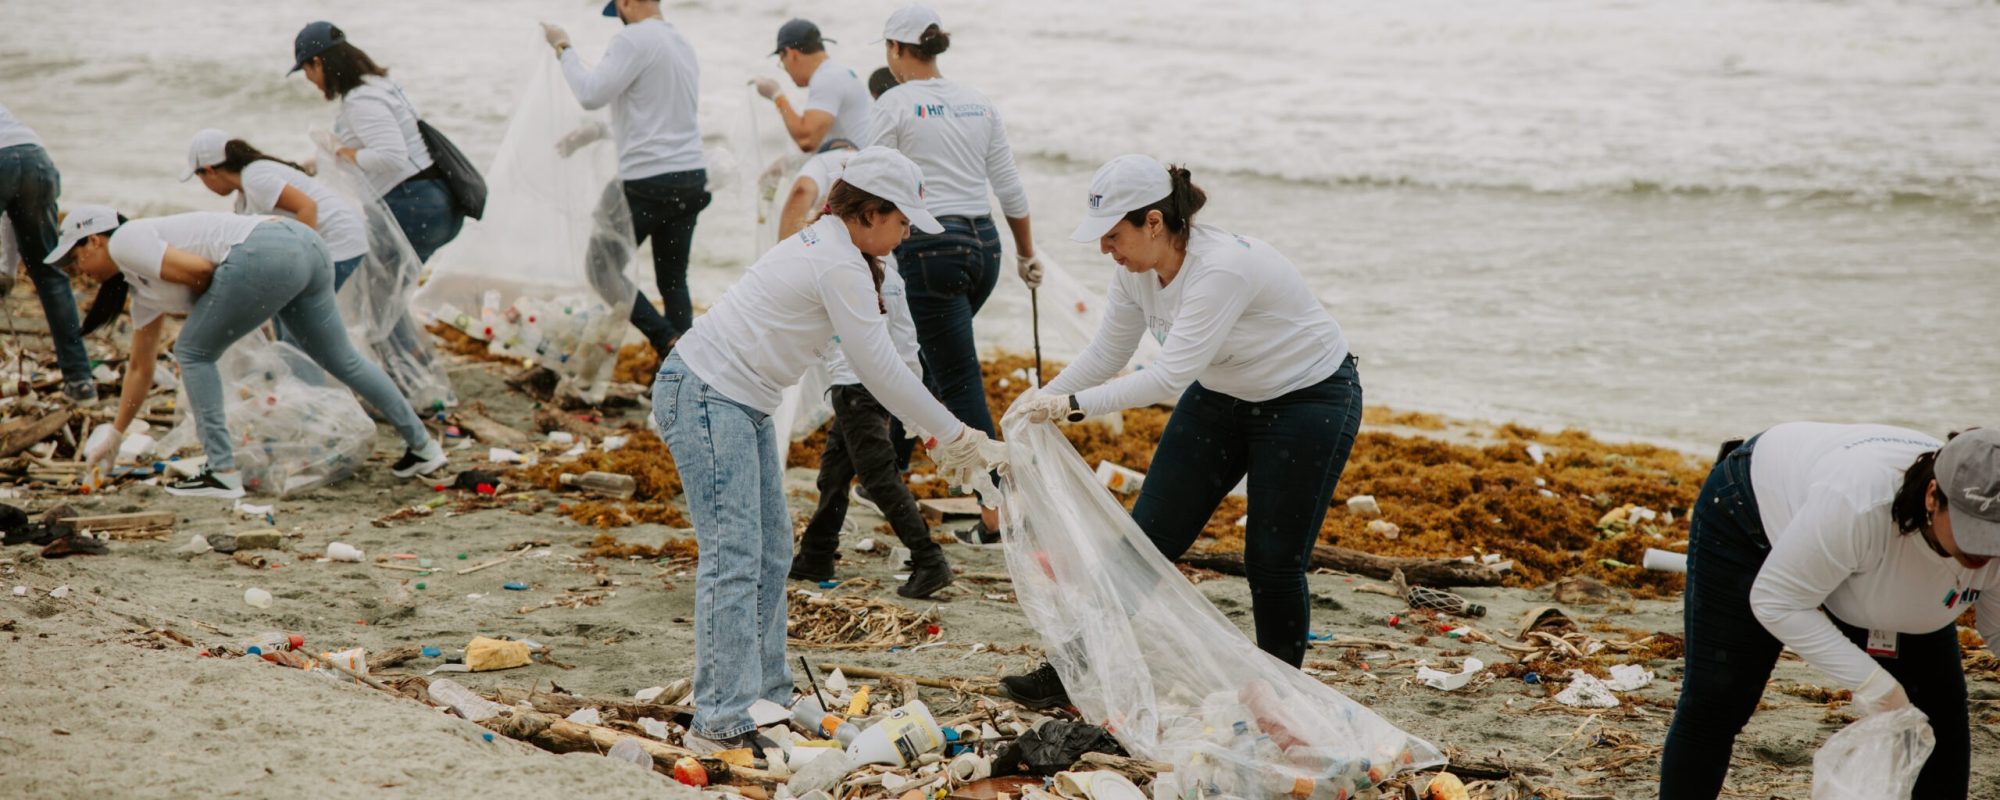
[{"xmin": 62, "ymin": 380, "xmax": 98, "ymax": 405}]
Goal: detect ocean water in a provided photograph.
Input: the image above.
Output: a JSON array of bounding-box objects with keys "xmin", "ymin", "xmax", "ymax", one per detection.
[{"xmin": 4, "ymin": 0, "xmax": 1995, "ymax": 448}]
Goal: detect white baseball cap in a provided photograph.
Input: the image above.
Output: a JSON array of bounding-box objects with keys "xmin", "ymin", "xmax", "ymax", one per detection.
[
  {"xmin": 45, "ymin": 204, "xmax": 122, "ymax": 265},
  {"xmin": 881, "ymin": 3, "xmax": 942, "ymax": 45},
  {"xmin": 1070, "ymin": 154, "xmax": 1173, "ymax": 242},
  {"xmin": 182, "ymin": 128, "xmax": 230, "ymax": 181},
  {"xmin": 839, "ymin": 146, "xmax": 943, "ymax": 234}
]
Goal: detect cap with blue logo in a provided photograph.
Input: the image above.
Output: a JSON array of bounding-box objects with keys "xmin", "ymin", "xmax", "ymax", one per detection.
[
  {"xmin": 1938, "ymin": 428, "xmax": 2000, "ymax": 556},
  {"xmin": 1070, "ymin": 155, "xmax": 1173, "ymax": 242},
  {"xmin": 289, "ymin": 21, "xmax": 344, "ymax": 74},
  {"xmin": 45, "ymin": 204, "xmax": 122, "ymax": 266},
  {"xmin": 839, "ymin": 147, "xmax": 942, "ymax": 234}
]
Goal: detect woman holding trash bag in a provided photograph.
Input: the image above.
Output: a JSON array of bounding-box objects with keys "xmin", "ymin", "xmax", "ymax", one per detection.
[
  {"xmin": 655, "ymin": 147, "xmax": 1006, "ymax": 752},
  {"xmin": 867, "ymin": 4, "xmax": 1039, "ymax": 539},
  {"xmin": 183, "ymin": 129, "xmax": 369, "ymax": 289},
  {"xmin": 51, "ymin": 205, "xmax": 449, "ymax": 499},
  {"xmin": 1659, "ymin": 424, "xmax": 2000, "ymax": 799},
  {"xmin": 999, "ymin": 155, "xmax": 1361, "ymax": 707},
  {"xmin": 291, "ymin": 21, "xmax": 463, "ymax": 263}
]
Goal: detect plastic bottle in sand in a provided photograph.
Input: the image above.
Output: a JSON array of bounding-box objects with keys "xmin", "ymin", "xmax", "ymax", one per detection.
[
  {"xmin": 792, "ymin": 695, "xmax": 861, "ymax": 747},
  {"xmin": 241, "ymin": 632, "xmax": 304, "ymax": 656},
  {"xmin": 560, "ymin": 471, "xmax": 637, "ymax": 499}
]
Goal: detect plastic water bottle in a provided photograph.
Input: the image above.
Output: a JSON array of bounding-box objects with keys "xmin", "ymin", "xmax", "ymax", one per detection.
[
  {"xmin": 560, "ymin": 471, "xmax": 637, "ymax": 499},
  {"xmin": 241, "ymin": 631, "xmax": 303, "ymax": 655}
]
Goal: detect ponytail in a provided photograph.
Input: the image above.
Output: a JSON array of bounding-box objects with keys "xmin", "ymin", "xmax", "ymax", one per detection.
[
  {"xmin": 215, "ymin": 139, "xmax": 310, "ymax": 175},
  {"xmin": 890, "ymin": 25, "xmax": 951, "ymax": 63},
  {"xmin": 1121, "ymin": 164, "xmax": 1207, "ymax": 247},
  {"xmin": 823, "ymin": 180, "xmax": 896, "ymax": 313},
  {"xmin": 1891, "ymin": 429, "xmax": 1971, "ymax": 535},
  {"xmin": 80, "ymin": 274, "xmax": 129, "ymax": 337}
]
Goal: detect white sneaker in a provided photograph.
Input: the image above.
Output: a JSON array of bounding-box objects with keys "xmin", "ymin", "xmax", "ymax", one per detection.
[
  {"xmin": 164, "ymin": 469, "xmax": 245, "ymax": 499},
  {"xmin": 391, "ymin": 439, "xmax": 448, "ymax": 478}
]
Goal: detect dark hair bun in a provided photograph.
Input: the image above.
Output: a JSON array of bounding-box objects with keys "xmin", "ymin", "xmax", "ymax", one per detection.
[{"xmin": 918, "ymin": 25, "xmax": 951, "ymax": 58}]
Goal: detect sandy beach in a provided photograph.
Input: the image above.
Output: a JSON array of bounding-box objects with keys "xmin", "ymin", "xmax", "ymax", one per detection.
[{"xmin": 2, "ymin": 327, "xmax": 1993, "ymax": 800}]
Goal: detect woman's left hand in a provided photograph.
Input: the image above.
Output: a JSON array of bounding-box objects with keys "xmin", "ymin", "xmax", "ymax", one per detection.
[
  {"xmin": 335, "ymin": 147, "xmax": 359, "ymax": 164},
  {"xmin": 1012, "ymin": 390, "xmax": 1080, "ymax": 425}
]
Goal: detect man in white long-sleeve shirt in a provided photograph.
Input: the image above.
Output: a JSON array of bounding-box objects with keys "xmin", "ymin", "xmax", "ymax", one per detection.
[
  {"xmin": 1659, "ymin": 423, "xmax": 2000, "ymax": 799},
  {"xmin": 543, "ymin": 0, "xmax": 708, "ymax": 357},
  {"xmin": 752, "ymin": 19, "xmax": 872, "ymax": 153}
]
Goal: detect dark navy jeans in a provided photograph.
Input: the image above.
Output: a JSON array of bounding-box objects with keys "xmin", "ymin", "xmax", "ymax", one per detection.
[
  {"xmin": 1659, "ymin": 434, "xmax": 1969, "ymax": 798},
  {"xmin": 605, "ymin": 169, "xmax": 710, "ymax": 352},
  {"xmin": 1131, "ymin": 355, "xmax": 1363, "ymax": 667},
  {"xmin": 894, "ymin": 215, "xmax": 1002, "ymax": 438},
  {"xmin": 0, "ymin": 144, "xmax": 90, "ymax": 386},
  {"xmin": 382, "ymin": 177, "xmax": 463, "ymax": 264}
]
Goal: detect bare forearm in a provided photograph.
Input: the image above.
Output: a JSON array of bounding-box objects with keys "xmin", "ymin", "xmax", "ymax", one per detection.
[{"xmin": 1006, "ymin": 216, "xmax": 1034, "ymax": 258}]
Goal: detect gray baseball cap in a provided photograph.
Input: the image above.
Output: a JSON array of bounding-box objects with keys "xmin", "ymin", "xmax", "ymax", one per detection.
[{"xmin": 1937, "ymin": 428, "xmax": 2000, "ymax": 556}]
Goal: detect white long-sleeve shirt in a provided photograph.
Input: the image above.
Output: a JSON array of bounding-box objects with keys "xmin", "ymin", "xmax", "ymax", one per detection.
[
  {"xmin": 826, "ymin": 265, "xmax": 921, "ymax": 387},
  {"xmin": 560, "ymin": 18, "xmax": 704, "ymax": 180},
  {"xmin": 0, "ymin": 103, "xmax": 42, "ymax": 150},
  {"xmin": 235, "ymin": 161, "xmax": 368, "ymax": 262},
  {"xmin": 334, "ymin": 76, "xmax": 434, "ymax": 197},
  {"xmin": 106, "ymin": 213, "xmax": 267, "ymax": 328},
  {"xmin": 864, "ymin": 78, "xmax": 1027, "ymax": 220},
  {"xmin": 674, "ymin": 216, "xmax": 963, "ymax": 441},
  {"xmin": 1047, "ymin": 226, "xmax": 1349, "ymax": 416},
  {"xmin": 1749, "ymin": 422, "xmax": 2000, "ymax": 689}
]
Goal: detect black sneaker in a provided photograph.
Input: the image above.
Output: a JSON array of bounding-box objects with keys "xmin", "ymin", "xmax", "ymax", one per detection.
[
  {"xmin": 391, "ymin": 439, "xmax": 448, "ymax": 478},
  {"xmin": 899, "ymin": 557, "xmax": 954, "ymax": 599},
  {"xmin": 999, "ymin": 661, "xmax": 1070, "ymax": 709},
  {"xmin": 165, "ymin": 469, "xmax": 245, "ymax": 499},
  {"xmin": 789, "ymin": 552, "xmax": 837, "ymax": 583},
  {"xmin": 952, "ymin": 520, "xmax": 1003, "ymax": 548}
]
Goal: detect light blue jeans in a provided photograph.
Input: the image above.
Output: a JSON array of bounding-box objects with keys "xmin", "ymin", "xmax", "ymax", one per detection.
[
  {"xmin": 177, "ymin": 220, "xmax": 429, "ymax": 471},
  {"xmin": 653, "ymin": 354, "xmax": 794, "ymax": 738}
]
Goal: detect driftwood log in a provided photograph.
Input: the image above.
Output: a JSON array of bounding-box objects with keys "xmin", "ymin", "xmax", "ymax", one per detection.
[
  {"xmin": 0, "ymin": 409, "xmax": 72, "ymax": 459},
  {"xmin": 479, "ymin": 709, "xmax": 783, "ymax": 785},
  {"xmin": 1181, "ymin": 544, "xmax": 1503, "ymax": 588},
  {"xmin": 454, "ymin": 403, "xmax": 530, "ymax": 447},
  {"xmin": 488, "ymin": 686, "xmax": 694, "ymax": 725},
  {"xmin": 820, "ymin": 663, "xmax": 1006, "ymax": 698}
]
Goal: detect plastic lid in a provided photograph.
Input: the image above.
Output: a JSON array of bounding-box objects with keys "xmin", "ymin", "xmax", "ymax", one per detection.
[{"xmin": 287, "ymin": 634, "xmax": 305, "ymax": 650}]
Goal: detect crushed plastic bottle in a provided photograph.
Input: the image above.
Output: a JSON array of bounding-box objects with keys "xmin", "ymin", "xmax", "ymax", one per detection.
[
  {"xmin": 241, "ymin": 632, "xmax": 303, "ymax": 656},
  {"xmin": 559, "ymin": 471, "xmax": 637, "ymax": 499}
]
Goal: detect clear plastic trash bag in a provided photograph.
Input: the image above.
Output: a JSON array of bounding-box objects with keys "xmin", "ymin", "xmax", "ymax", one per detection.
[
  {"xmin": 410, "ymin": 35, "xmax": 636, "ymax": 405},
  {"xmin": 1812, "ymin": 706, "xmax": 1934, "ymax": 800},
  {"xmin": 306, "ymin": 133, "xmax": 457, "ymax": 414},
  {"xmin": 156, "ymin": 334, "xmax": 376, "ymax": 496},
  {"xmin": 997, "ymin": 417, "xmax": 1442, "ymax": 798}
]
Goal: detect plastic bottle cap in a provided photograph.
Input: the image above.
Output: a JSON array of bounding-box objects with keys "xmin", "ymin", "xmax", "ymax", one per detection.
[{"xmin": 287, "ymin": 634, "xmax": 304, "ymax": 650}]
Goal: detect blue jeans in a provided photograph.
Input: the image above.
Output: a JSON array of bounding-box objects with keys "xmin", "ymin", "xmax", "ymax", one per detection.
[
  {"xmin": 332, "ymin": 255, "xmax": 363, "ymax": 290},
  {"xmin": 382, "ymin": 177, "xmax": 463, "ymax": 264},
  {"xmin": 1659, "ymin": 435, "xmax": 1969, "ymax": 798},
  {"xmin": 894, "ymin": 215, "xmax": 1002, "ymax": 438},
  {"xmin": 1130, "ymin": 355, "xmax": 1362, "ymax": 667},
  {"xmin": 177, "ymin": 220, "xmax": 430, "ymax": 471},
  {"xmin": 652, "ymin": 355, "xmax": 793, "ymax": 737},
  {"xmin": 0, "ymin": 144, "xmax": 90, "ymax": 385}
]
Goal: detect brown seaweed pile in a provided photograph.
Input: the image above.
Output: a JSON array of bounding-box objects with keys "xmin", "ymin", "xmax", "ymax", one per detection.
[{"xmin": 510, "ymin": 432, "xmax": 687, "ymax": 528}]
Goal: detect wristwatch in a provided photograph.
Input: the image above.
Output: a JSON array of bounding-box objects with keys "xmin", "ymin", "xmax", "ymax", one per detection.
[{"xmin": 1064, "ymin": 395, "xmax": 1087, "ymax": 423}]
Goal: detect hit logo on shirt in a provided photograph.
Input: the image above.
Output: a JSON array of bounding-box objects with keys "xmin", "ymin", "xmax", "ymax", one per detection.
[{"xmin": 1944, "ymin": 587, "xmax": 1983, "ymax": 610}]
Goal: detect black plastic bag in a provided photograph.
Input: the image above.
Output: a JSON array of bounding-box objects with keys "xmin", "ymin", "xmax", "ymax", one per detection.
[
  {"xmin": 993, "ymin": 720, "xmax": 1125, "ymax": 777},
  {"xmin": 416, "ymin": 120, "xmax": 487, "ymax": 220}
]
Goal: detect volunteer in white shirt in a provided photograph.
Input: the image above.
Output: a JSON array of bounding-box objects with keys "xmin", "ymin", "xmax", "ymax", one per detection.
[
  {"xmin": 49, "ymin": 206, "xmax": 448, "ymax": 499},
  {"xmin": 752, "ymin": 19, "xmax": 872, "ymax": 153},
  {"xmin": 999, "ymin": 155, "xmax": 1361, "ymax": 708},
  {"xmin": 785, "ymin": 146, "xmax": 951, "ymax": 597},
  {"xmin": 653, "ymin": 147, "xmax": 1006, "ymax": 752},
  {"xmin": 543, "ymin": 0, "xmax": 710, "ymax": 356},
  {"xmin": 776, "ymin": 70, "xmax": 896, "ymax": 240},
  {"xmin": 1660, "ymin": 424, "xmax": 2000, "ymax": 799},
  {"xmin": 290, "ymin": 22, "xmax": 464, "ymax": 263},
  {"xmin": 867, "ymin": 6, "xmax": 1041, "ymax": 532},
  {"xmin": 182, "ymin": 129, "xmax": 369, "ymax": 288},
  {"xmin": 0, "ymin": 103, "xmax": 97, "ymax": 402}
]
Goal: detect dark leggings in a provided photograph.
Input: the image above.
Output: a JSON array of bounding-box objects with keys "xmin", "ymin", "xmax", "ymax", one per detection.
[
  {"xmin": 1129, "ymin": 356, "xmax": 1362, "ymax": 667},
  {"xmin": 1659, "ymin": 436, "xmax": 1970, "ymax": 798},
  {"xmin": 617, "ymin": 170, "xmax": 710, "ymax": 351},
  {"xmin": 797, "ymin": 385, "xmax": 942, "ymax": 565}
]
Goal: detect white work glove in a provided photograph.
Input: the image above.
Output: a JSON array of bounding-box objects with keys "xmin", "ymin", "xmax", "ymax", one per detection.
[
  {"xmin": 555, "ymin": 122, "xmax": 608, "ymax": 158},
  {"xmin": 751, "ymin": 77, "xmax": 782, "ymax": 101},
  {"xmin": 83, "ymin": 423, "xmax": 125, "ymax": 469},
  {"xmin": 1014, "ymin": 389, "xmax": 1082, "ymax": 425},
  {"xmin": 1852, "ymin": 667, "xmax": 1911, "ymax": 716},
  {"xmin": 931, "ymin": 428, "xmax": 1008, "ymax": 488},
  {"xmin": 1016, "ymin": 252, "xmax": 1044, "ymax": 289},
  {"xmin": 542, "ymin": 23, "xmax": 571, "ymax": 53}
]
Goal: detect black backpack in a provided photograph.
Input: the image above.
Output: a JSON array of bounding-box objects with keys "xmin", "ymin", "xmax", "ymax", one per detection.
[{"xmin": 415, "ymin": 120, "xmax": 487, "ymax": 220}]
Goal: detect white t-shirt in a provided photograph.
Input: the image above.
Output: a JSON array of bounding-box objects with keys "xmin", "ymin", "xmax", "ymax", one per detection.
[
  {"xmin": 795, "ymin": 149, "xmax": 852, "ymax": 207},
  {"xmin": 235, "ymin": 161, "xmax": 368, "ymax": 263},
  {"xmin": 674, "ymin": 216, "xmax": 962, "ymax": 441},
  {"xmin": 1749, "ymin": 422, "xmax": 2000, "ymax": 688},
  {"xmin": 560, "ymin": 18, "xmax": 705, "ymax": 180},
  {"xmin": 335, "ymin": 76, "xmax": 434, "ymax": 197},
  {"xmin": 0, "ymin": 103, "xmax": 42, "ymax": 151},
  {"xmin": 805, "ymin": 60, "xmax": 871, "ymax": 149},
  {"xmin": 106, "ymin": 213, "xmax": 267, "ymax": 328},
  {"xmin": 826, "ymin": 266, "xmax": 920, "ymax": 388},
  {"xmin": 865, "ymin": 79, "xmax": 1028, "ymax": 220},
  {"xmin": 1047, "ymin": 226, "xmax": 1350, "ymax": 417}
]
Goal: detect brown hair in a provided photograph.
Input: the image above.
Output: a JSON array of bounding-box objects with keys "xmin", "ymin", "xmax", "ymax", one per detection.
[
  {"xmin": 311, "ymin": 39, "xmax": 388, "ymax": 100},
  {"xmin": 1120, "ymin": 164, "xmax": 1207, "ymax": 247},
  {"xmin": 823, "ymin": 180, "xmax": 902, "ymax": 313},
  {"xmin": 212, "ymin": 140, "xmax": 310, "ymax": 175},
  {"xmin": 1891, "ymin": 429, "xmax": 1973, "ymax": 535},
  {"xmin": 890, "ymin": 25, "xmax": 951, "ymax": 62}
]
